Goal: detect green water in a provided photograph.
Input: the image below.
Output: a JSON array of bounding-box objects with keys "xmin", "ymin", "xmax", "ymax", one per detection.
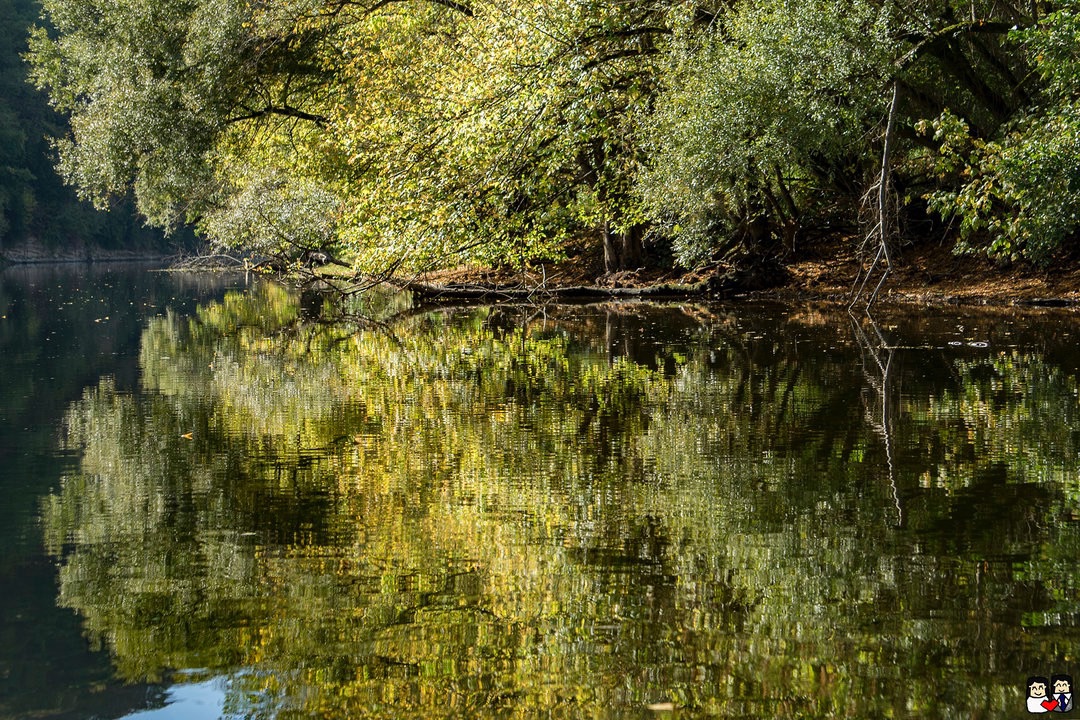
[{"xmin": 3, "ymin": 266, "xmax": 1080, "ymax": 718}]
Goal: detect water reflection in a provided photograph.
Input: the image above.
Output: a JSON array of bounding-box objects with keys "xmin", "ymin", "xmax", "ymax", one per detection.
[
  {"xmin": 43, "ymin": 286, "xmax": 1080, "ymax": 718},
  {"xmin": 121, "ymin": 676, "xmax": 228, "ymax": 720},
  {"xmin": 0, "ymin": 264, "xmax": 263, "ymax": 720}
]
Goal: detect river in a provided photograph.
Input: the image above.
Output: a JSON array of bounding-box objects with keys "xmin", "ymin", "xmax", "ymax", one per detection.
[{"xmin": 1, "ymin": 264, "xmax": 1079, "ymax": 718}]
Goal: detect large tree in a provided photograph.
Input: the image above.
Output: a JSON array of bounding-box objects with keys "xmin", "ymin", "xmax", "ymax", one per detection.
[
  {"xmin": 28, "ymin": 0, "xmax": 671, "ymax": 273},
  {"xmin": 642, "ymin": 0, "xmax": 1044, "ymax": 268}
]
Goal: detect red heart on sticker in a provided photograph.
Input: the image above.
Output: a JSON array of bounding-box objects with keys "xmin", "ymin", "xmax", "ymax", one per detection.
[{"xmin": 1042, "ymin": 699, "xmax": 1059, "ymax": 711}]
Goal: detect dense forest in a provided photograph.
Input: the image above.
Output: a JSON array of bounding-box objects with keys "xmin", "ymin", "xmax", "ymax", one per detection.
[
  {"xmin": 22, "ymin": 0, "xmax": 1080, "ymax": 277},
  {"xmin": 0, "ymin": 0, "xmax": 175, "ymax": 254}
]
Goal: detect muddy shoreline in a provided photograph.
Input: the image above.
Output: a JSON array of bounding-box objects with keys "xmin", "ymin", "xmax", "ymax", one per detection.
[{"xmin": 409, "ymin": 237, "xmax": 1080, "ymax": 308}]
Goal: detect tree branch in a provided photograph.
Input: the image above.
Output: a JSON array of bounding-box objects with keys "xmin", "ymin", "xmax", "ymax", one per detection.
[
  {"xmin": 226, "ymin": 105, "xmax": 328, "ymax": 126},
  {"xmin": 897, "ymin": 20, "xmax": 1019, "ymax": 70},
  {"xmin": 325, "ymin": 0, "xmax": 473, "ymax": 18},
  {"xmin": 578, "ymin": 26, "xmax": 672, "ymax": 45},
  {"xmin": 580, "ymin": 47, "xmax": 660, "ymax": 73}
]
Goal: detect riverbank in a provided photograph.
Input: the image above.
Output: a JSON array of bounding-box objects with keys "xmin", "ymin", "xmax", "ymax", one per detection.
[
  {"xmin": 773, "ymin": 237, "xmax": 1080, "ymax": 306},
  {"xmin": 412, "ymin": 237, "xmax": 1080, "ymax": 307},
  {"xmin": 9, "ymin": 235, "xmax": 1076, "ymax": 307}
]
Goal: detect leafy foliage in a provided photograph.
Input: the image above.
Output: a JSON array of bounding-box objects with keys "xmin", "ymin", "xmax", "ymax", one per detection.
[
  {"xmin": 22, "ymin": 0, "xmax": 1080, "ymax": 273},
  {"xmin": 27, "ymin": 0, "xmax": 670, "ymax": 272},
  {"xmin": 922, "ymin": 4, "xmax": 1080, "ymax": 264},
  {"xmin": 642, "ymin": 0, "xmax": 897, "ymax": 265}
]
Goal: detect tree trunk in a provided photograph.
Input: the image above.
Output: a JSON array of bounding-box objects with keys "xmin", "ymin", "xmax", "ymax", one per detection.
[{"xmin": 603, "ymin": 222, "xmax": 644, "ymax": 273}]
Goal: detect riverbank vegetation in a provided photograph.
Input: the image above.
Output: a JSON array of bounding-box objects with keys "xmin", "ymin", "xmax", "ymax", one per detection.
[{"xmin": 23, "ymin": 0, "xmax": 1080, "ymax": 284}]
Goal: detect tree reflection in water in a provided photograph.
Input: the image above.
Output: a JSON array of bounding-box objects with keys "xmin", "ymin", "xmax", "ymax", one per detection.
[
  {"xmin": 43, "ymin": 286, "xmax": 1080, "ymax": 718},
  {"xmin": 851, "ymin": 312, "xmax": 901, "ymax": 527}
]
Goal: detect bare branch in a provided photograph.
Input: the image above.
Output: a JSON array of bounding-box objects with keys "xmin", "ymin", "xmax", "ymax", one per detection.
[{"xmin": 324, "ymin": 0, "xmax": 473, "ymax": 18}]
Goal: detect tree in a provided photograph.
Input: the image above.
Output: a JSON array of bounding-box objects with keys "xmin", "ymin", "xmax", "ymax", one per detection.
[
  {"xmin": 28, "ymin": 0, "xmax": 674, "ymax": 274},
  {"xmin": 326, "ymin": 0, "xmax": 671, "ymax": 273},
  {"xmin": 641, "ymin": 0, "xmax": 897, "ymax": 267},
  {"xmin": 641, "ymin": 0, "xmax": 1038, "ymax": 273},
  {"xmin": 922, "ymin": 1, "xmax": 1080, "ymax": 264},
  {"xmin": 26, "ymin": 0, "xmax": 1070, "ymax": 277}
]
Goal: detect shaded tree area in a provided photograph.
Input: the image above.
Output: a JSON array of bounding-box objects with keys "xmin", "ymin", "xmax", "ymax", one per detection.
[
  {"xmin": 0, "ymin": 0, "xmax": 182, "ymax": 255},
  {"xmin": 22, "ymin": 0, "xmax": 1080, "ymax": 278},
  {"xmin": 644, "ymin": 0, "xmax": 1077, "ymax": 271}
]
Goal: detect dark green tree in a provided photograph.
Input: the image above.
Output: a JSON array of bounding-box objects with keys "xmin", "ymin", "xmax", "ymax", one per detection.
[{"xmin": 0, "ymin": 0, "xmax": 178, "ymax": 253}]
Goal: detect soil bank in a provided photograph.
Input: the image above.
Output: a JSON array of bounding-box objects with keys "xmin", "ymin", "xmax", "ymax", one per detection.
[{"xmin": 414, "ymin": 238, "xmax": 1080, "ymax": 307}]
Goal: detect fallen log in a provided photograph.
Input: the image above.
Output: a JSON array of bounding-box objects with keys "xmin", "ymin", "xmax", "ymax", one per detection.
[
  {"xmin": 400, "ymin": 262, "xmax": 788, "ymax": 303},
  {"xmin": 402, "ymin": 280, "xmax": 707, "ymax": 302}
]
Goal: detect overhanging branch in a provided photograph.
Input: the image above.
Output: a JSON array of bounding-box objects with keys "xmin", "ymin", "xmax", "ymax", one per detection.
[
  {"xmin": 325, "ymin": 0, "xmax": 473, "ymax": 18},
  {"xmin": 897, "ymin": 20, "xmax": 1019, "ymax": 70},
  {"xmin": 227, "ymin": 105, "xmax": 328, "ymax": 126}
]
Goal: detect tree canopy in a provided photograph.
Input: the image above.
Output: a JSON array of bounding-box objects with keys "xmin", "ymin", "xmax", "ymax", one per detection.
[{"xmin": 25, "ymin": 0, "xmax": 1080, "ymax": 273}]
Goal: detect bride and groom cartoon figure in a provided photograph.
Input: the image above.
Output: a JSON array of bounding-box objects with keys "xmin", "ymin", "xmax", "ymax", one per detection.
[{"xmin": 1028, "ymin": 675, "xmax": 1074, "ymax": 713}]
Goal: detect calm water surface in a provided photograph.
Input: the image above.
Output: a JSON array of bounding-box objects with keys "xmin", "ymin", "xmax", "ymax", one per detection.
[{"xmin": 2, "ymin": 266, "xmax": 1080, "ymax": 718}]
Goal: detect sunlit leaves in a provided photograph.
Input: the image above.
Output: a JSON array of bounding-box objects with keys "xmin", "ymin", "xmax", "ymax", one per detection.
[
  {"xmin": 27, "ymin": 0, "xmax": 336, "ymax": 236},
  {"xmin": 199, "ymin": 165, "xmax": 342, "ymax": 258},
  {"xmin": 326, "ymin": 0, "xmax": 666, "ymax": 272},
  {"xmin": 23, "ymin": 0, "xmax": 1075, "ymax": 270},
  {"xmin": 27, "ymin": 0, "xmax": 668, "ymax": 271}
]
